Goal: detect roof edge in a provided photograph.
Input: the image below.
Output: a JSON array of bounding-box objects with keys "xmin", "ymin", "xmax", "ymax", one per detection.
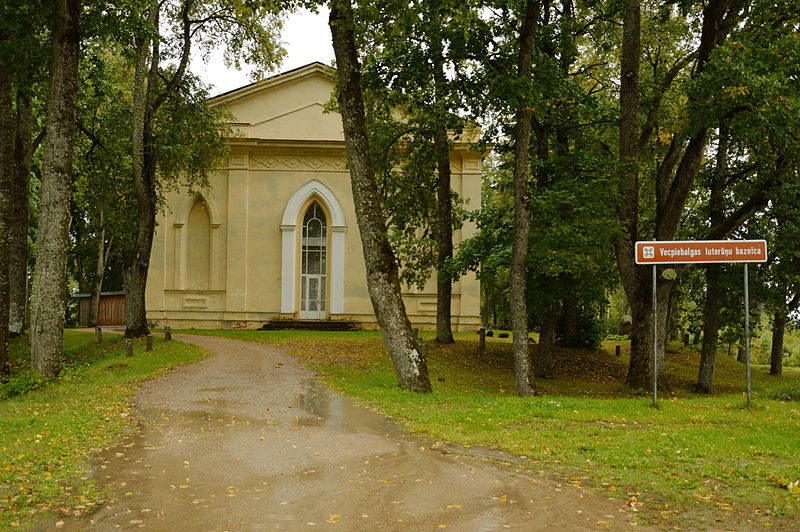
[{"xmin": 211, "ymin": 62, "xmax": 335, "ymax": 107}]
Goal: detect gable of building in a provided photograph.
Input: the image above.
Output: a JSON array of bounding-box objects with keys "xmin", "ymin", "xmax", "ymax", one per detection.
[{"xmin": 213, "ymin": 62, "xmax": 344, "ymax": 142}]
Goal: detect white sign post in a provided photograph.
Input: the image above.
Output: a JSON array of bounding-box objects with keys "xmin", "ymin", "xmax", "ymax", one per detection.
[{"xmin": 634, "ymin": 240, "xmax": 767, "ymax": 407}]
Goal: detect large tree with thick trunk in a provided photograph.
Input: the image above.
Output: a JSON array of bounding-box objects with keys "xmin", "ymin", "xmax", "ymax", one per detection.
[
  {"xmin": 29, "ymin": 0, "xmax": 81, "ymax": 377},
  {"xmin": 1, "ymin": 0, "xmax": 46, "ymax": 370},
  {"xmin": 509, "ymin": 0, "xmax": 539, "ymax": 397},
  {"xmin": 696, "ymin": 122, "xmax": 728, "ymax": 393},
  {"xmin": 615, "ymin": 0, "xmax": 798, "ymax": 392},
  {"xmin": 124, "ymin": 0, "xmax": 158, "ymax": 338},
  {"xmin": 616, "ymin": 0, "xmax": 760, "ymax": 390},
  {"xmin": 9, "ymin": 90, "xmax": 34, "ymax": 337},
  {"xmin": 0, "ymin": 71, "xmax": 13, "ymax": 380},
  {"xmin": 329, "ymin": 0, "xmax": 432, "ymax": 393}
]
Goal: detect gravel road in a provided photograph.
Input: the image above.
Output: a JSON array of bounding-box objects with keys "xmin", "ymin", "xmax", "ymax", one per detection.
[{"xmin": 53, "ymin": 334, "xmax": 644, "ymax": 531}]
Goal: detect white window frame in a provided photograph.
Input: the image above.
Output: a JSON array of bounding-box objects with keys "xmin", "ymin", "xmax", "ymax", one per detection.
[{"xmin": 280, "ymin": 180, "xmax": 346, "ymax": 315}]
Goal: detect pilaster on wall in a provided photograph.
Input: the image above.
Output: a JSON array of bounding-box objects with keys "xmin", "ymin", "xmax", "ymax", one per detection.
[
  {"xmin": 280, "ymin": 224, "xmax": 296, "ymax": 314},
  {"xmin": 458, "ymin": 152, "xmax": 483, "ymax": 317},
  {"xmin": 226, "ymin": 158, "xmax": 249, "ymax": 311},
  {"xmin": 330, "ymin": 226, "xmax": 345, "ymax": 314},
  {"xmin": 146, "ymin": 212, "xmax": 168, "ymax": 312}
]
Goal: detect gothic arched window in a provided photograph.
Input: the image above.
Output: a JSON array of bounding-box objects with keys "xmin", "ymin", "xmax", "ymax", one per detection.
[{"xmin": 300, "ymin": 201, "xmax": 327, "ymax": 318}]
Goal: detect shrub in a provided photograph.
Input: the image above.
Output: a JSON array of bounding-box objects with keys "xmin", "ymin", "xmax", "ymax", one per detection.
[
  {"xmin": 770, "ymin": 385, "xmax": 800, "ymax": 402},
  {"xmin": 0, "ymin": 370, "xmax": 46, "ymax": 401}
]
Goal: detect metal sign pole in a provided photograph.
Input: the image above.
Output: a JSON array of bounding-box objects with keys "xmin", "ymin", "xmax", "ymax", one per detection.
[
  {"xmin": 744, "ymin": 263, "xmax": 752, "ymax": 407},
  {"xmin": 652, "ymin": 264, "xmax": 658, "ymax": 407}
]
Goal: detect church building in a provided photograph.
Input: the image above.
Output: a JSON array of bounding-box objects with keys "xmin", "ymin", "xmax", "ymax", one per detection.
[{"xmin": 145, "ymin": 63, "xmax": 483, "ymax": 331}]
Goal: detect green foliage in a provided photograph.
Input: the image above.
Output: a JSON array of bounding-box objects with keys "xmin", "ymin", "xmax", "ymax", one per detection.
[
  {"xmin": 70, "ymin": 47, "xmax": 138, "ymax": 293},
  {"xmin": 458, "ymin": 142, "xmax": 618, "ymax": 340},
  {"xmin": 0, "ymin": 369, "xmax": 46, "ymax": 401},
  {"xmin": 152, "ymin": 72, "xmax": 232, "ymax": 194},
  {"xmin": 0, "ymin": 0, "xmax": 50, "ymax": 85},
  {"xmin": 183, "ymin": 0, "xmax": 285, "ymax": 80},
  {"xmin": 567, "ymin": 304, "xmax": 605, "ymax": 349},
  {"xmin": 529, "ymin": 172, "xmax": 617, "ymax": 280}
]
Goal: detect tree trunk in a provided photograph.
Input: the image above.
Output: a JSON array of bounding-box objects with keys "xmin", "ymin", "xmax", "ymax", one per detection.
[
  {"xmin": 697, "ymin": 121, "xmax": 728, "ymax": 393},
  {"xmin": 559, "ymin": 289, "xmax": 579, "ymax": 347},
  {"xmin": 433, "ymin": 119, "xmax": 454, "ymax": 344},
  {"xmin": 89, "ymin": 227, "xmax": 111, "ymax": 327},
  {"xmin": 124, "ymin": 0, "xmax": 158, "ymax": 338},
  {"xmin": 9, "ymin": 90, "xmax": 32, "ymax": 336},
  {"xmin": 329, "ymin": 0, "xmax": 431, "ymax": 392},
  {"xmin": 625, "ymin": 280, "xmax": 668, "ymax": 389},
  {"xmin": 29, "ymin": 0, "xmax": 80, "ymax": 377},
  {"xmin": 122, "ymin": 156, "xmax": 156, "ymax": 338},
  {"xmin": 770, "ymin": 312, "xmax": 786, "ymax": 377},
  {"xmin": 536, "ymin": 310, "xmax": 557, "ymax": 378},
  {"xmin": 697, "ymin": 265, "xmax": 722, "ymax": 392},
  {"xmin": 615, "ymin": 0, "xmax": 650, "ymax": 389},
  {"xmin": 0, "ymin": 71, "xmax": 13, "ymax": 380},
  {"xmin": 509, "ymin": 0, "xmax": 539, "ymax": 397},
  {"xmin": 429, "ymin": 15, "xmax": 454, "ymax": 345},
  {"xmin": 626, "ymin": 272, "xmax": 652, "ymax": 388}
]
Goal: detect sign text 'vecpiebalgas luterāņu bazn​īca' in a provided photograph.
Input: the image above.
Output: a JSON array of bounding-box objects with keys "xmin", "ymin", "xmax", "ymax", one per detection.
[{"xmin": 634, "ymin": 240, "xmax": 767, "ymax": 265}]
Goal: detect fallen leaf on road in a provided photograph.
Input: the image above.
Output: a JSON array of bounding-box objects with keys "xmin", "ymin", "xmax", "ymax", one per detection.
[{"xmin": 626, "ymin": 496, "xmax": 640, "ymax": 511}]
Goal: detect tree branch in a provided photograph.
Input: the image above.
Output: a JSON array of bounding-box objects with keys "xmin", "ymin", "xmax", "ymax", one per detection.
[{"xmin": 152, "ymin": 0, "xmax": 193, "ymax": 114}]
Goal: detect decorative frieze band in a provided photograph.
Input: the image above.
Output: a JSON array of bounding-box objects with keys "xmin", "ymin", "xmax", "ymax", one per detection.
[{"xmin": 249, "ymin": 154, "xmax": 347, "ymax": 171}]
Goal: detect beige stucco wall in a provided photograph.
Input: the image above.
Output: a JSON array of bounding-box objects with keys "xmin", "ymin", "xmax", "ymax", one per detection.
[{"xmin": 146, "ymin": 63, "xmax": 482, "ymax": 332}]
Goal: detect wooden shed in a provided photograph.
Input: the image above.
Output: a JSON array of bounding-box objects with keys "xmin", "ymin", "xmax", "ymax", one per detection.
[{"xmin": 74, "ymin": 292, "xmax": 126, "ymax": 327}]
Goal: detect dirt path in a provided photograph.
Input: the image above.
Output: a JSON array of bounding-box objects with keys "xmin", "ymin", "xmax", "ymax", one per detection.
[{"xmin": 56, "ymin": 335, "xmax": 646, "ymax": 531}]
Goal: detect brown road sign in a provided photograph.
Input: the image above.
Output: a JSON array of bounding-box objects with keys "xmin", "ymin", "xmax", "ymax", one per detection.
[{"xmin": 635, "ymin": 240, "xmax": 767, "ymax": 265}]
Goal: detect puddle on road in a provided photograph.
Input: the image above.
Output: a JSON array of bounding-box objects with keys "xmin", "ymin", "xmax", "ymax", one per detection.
[{"xmin": 293, "ymin": 379, "xmax": 402, "ymax": 435}]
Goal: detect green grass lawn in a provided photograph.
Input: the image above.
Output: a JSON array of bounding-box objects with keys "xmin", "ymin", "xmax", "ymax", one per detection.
[
  {"xmin": 189, "ymin": 329, "xmax": 800, "ymax": 530},
  {"xmin": 0, "ymin": 331, "xmax": 206, "ymax": 530}
]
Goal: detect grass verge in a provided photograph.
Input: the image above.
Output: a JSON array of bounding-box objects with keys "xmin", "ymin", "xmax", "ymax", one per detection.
[
  {"xmin": 0, "ymin": 330, "xmax": 206, "ymax": 530},
  {"xmin": 188, "ymin": 329, "xmax": 800, "ymax": 530}
]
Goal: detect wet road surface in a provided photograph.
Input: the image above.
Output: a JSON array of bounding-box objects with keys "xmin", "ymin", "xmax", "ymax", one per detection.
[{"xmin": 53, "ymin": 335, "xmax": 644, "ymax": 531}]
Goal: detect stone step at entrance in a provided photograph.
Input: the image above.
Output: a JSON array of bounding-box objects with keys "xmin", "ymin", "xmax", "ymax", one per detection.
[{"xmin": 259, "ymin": 320, "xmax": 360, "ymax": 332}]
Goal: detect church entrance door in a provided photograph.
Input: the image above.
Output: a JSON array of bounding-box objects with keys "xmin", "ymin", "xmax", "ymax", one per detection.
[{"xmin": 301, "ymin": 274, "xmax": 326, "ymax": 320}]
